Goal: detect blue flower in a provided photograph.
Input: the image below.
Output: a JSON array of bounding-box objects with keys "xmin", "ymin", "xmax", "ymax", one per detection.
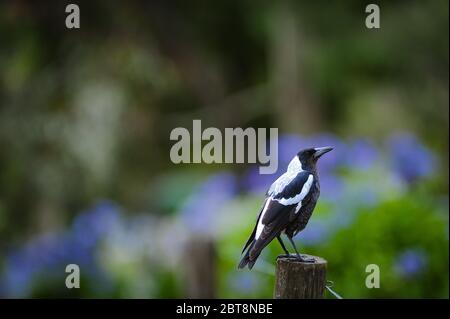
[
  {"xmin": 394, "ymin": 249, "xmax": 428, "ymax": 278},
  {"xmin": 276, "ymin": 134, "xmax": 306, "ymax": 168},
  {"xmin": 305, "ymin": 134, "xmax": 347, "ymax": 173},
  {"xmin": 72, "ymin": 200, "xmax": 121, "ymax": 243},
  {"xmin": 0, "ymin": 201, "xmax": 120, "ymax": 297},
  {"xmin": 388, "ymin": 133, "xmax": 436, "ymax": 183},
  {"xmin": 242, "ymin": 166, "xmax": 276, "ymax": 194},
  {"xmin": 346, "ymin": 139, "xmax": 378, "ymax": 170},
  {"xmin": 320, "ymin": 174, "xmax": 344, "ymax": 202},
  {"xmin": 296, "ymin": 220, "xmax": 330, "ymax": 246},
  {"xmin": 180, "ymin": 172, "xmax": 237, "ymax": 234}
]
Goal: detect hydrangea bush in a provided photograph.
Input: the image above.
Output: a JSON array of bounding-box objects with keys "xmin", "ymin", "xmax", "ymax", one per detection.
[{"xmin": 0, "ymin": 132, "xmax": 447, "ymax": 298}]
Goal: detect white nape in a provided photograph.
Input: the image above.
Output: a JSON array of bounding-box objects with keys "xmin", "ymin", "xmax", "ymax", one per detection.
[
  {"xmin": 268, "ymin": 156, "xmax": 304, "ymax": 196},
  {"xmin": 287, "ymin": 156, "xmax": 302, "ymax": 173}
]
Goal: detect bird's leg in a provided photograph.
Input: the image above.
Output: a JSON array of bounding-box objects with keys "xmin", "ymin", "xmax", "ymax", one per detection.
[
  {"xmin": 276, "ymin": 235, "xmax": 290, "ymax": 258},
  {"xmin": 287, "ymin": 236, "xmax": 302, "ymax": 260},
  {"xmin": 287, "ymin": 236, "xmax": 315, "ymax": 263}
]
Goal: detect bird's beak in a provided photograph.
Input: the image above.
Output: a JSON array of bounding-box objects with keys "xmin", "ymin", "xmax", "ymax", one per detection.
[{"xmin": 314, "ymin": 146, "xmax": 333, "ymax": 159}]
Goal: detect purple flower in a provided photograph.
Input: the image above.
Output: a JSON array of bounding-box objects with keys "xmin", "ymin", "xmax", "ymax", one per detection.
[
  {"xmin": 346, "ymin": 139, "xmax": 378, "ymax": 170},
  {"xmin": 296, "ymin": 220, "xmax": 330, "ymax": 246},
  {"xmin": 388, "ymin": 133, "xmax": 436, "ymax": 183},
  {"xmin": 277, "ymin": 134, "xmax": 306, "ymax": 167},
  {"xmin": 305, "ymin": 134, "xmax": 346, "ymax": 173},
  {"xmin": 319, "ymin": 175, "xmax": 344, "ymax": 202},
  {"xmin": 180, "ymin": 172, "xmax": 237, "ymax": 234},
  {"xmin": 0, "ymin": 201, "xmax": 120, "ymax": 297},
  {"xmin": 242, "ymin": 166, "xmax": 276, "ymax": 194},
  {"xmin": 72, "ymin": 200, "xmax": 121, "ymax": 241},
  {"xmin": 394, "ymin": 249, "xmax": 428, "ymax": 278}
]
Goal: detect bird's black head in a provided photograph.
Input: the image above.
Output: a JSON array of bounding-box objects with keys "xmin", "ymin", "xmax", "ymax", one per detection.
[{"xmin": 297, "ymin": 147, "xmax": 333, "ymax": 170}]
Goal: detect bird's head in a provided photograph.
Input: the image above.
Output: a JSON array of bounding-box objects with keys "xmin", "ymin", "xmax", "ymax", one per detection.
[{"xmin": 297, "ymin": 147, "xmax": 333, "ymax": 170}]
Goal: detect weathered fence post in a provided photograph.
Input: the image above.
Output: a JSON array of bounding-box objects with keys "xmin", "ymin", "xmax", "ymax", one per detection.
[
  {"xmin": 274, "ymin": 254, "xmax": 327, "ymax": 299},
  {"xmin": 183, "ymin": 235, "xmax": 216, "ymax": 298}
]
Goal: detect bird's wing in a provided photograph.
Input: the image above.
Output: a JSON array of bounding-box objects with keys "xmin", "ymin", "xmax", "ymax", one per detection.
[
  {"xmin": 257, "ymin": 198, "xmax": 290, "ymax": 238},
  {"xmin": 269, "ymin": 172, "xmax": 313, "ymax": 213},
  {"xmin": 240, "ymin": 171, "xmax": 315, "ymax": 268},
  {"xmin": 266, "ymin": 173, "xmax": 290, "ymax": 197},
  {"xmin": 248, "ymin": 199, "xmax": 294, "ymax": 261},
  {"xmin": 255, "ymin": 172, "xmax": 314, "ymax": 239}
]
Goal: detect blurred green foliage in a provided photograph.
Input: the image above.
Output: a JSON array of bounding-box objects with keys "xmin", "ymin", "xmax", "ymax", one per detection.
[{"xmin": 217, "ymin": 177, "xmax": 448, "ymax": 298}]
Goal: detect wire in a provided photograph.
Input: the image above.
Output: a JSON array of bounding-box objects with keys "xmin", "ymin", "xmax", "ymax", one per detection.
[{"xmin": 325, "ymin": 280, "xmax": 343, "ymax": 299}]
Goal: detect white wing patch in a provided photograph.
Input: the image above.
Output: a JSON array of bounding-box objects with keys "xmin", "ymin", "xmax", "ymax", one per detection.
[
  {"xmin": 275, "ymin": 174, "xmax": 314, "ymax": 206},
  {"xmin": 255, "ymin": 199, "xmax": 271, "ymax": 240},
  {"xmin": 268, "ymin": 156, "xmax": 303, "ymax": 196},
  {"xmin": 267, "ymin": 174, "xmax": 290, "ymax": 196}
]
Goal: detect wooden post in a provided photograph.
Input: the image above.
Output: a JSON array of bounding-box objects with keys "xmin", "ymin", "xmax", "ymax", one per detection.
[
  {"xmin": 183, "ymin": 236, "xmax": 216, "ymax": 298},
  {"xmin": 274, "ymin": 254, "xmax": 327, "ymax": 299}
]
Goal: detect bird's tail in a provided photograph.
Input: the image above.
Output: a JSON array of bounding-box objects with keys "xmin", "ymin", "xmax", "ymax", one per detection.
[
  {"xmin": 238, "ymin": 240, "xmax": 259, "ymax": 270},
  {"xmin": 238, "ymin": 228, "xmax": 282, "ymax": 270}
]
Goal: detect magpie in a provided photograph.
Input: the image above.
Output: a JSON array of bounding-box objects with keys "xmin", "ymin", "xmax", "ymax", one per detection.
[{"xmin": 238, "ymin": 147, "xmax": 333, "ymax": 270}]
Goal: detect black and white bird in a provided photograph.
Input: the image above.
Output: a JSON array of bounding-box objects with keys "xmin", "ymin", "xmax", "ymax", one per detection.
[{"xmin": 238, "ymin": 147, "xmax": 333, "ymax": 270}]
